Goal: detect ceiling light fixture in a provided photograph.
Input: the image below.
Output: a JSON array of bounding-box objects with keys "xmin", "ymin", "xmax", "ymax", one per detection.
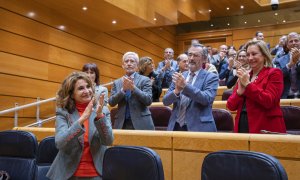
[
  {"xmin": 240, "ymin": 5, "xmax": 244, "ymax": 9},
  {"xmin": 58, "ymin": 25, "xmax": 65, "ymax": 30},
  {"xmin": 153, "ymin": 18, "xmax": 157, "ymax": 21},
  {"xmin": 27, "ymin": 12, "xmax": 36, "ymax": 18},
  {"xmin": 244, "ymin": 21, "xmax": 247, "ymax": 24},
  {"xmin": 208, "ymin": 9, "xmax": 212, "ymax": 13},
  {"xmin": 210, "ymin": 24, "xmax": 214, "ymax": 27},
  {"xmin": 82, "ymin": 6, "xmax": 88, "ymax": 11},
  {"xmin": 283, "ymin": 20, "xmax": 286, "ymax": 23},
  {"xmin": 112, "ymin": 20, "xmax": 117, "ymax": 24},
  {"xmin": 226, "ymin": 7, "xmax": 230, "ymax": 10},
  {"xmin": 227, "ymin": 23, "xmax": 230, "ymax": 26},
  {"xmin": 275, "ymin": 12, "xmax": 278, "ymax": 16},
  {"xmin": 258, "ymin": 19, "xmax": 261, "ymax": 23}
]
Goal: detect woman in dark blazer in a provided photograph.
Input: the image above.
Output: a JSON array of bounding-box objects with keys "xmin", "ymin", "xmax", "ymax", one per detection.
[
  {"xmin": 138, "ymin": 56, "xmax": 162, "ymax": 102},
  {"xmin": 227, "ymin": 40, "xmax": 286, "ymax": 133},
  {"xmin": 47, "ymin": 72, "xmax": 113, "ymax": 180}
]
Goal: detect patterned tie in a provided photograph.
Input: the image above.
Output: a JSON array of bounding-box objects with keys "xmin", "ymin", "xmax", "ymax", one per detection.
[
  {"xmin": 177, "ymin": 72, "xmax": 195, "ymax": 127},
  {"xmin": 125, "ymin": 90, "xmax": 131, "ymax": 119}
]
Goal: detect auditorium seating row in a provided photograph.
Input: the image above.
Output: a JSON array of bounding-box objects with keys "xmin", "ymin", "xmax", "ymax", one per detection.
[
  {"xmin": 0, "ymin": 130, "xmax": 54, "ymax": 180},
  {"xmin": 110, "ymin": 105, "xmax": 300, "ymax": 134},
  {"xmin": 0, "ymin": 130, "xmax": 167, "ymax": 180},
  {"xmin": 11, "ymin": 127, "xmax": 300, "ymax": 180}
]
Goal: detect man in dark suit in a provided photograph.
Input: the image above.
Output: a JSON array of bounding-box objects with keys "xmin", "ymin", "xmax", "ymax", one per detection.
[
  {"xmin": 108, "ymin": 52, "xmax": 155, "ymax": 130},
  {"xmin": 274, "ymin": 32, "xmax": 300, "ymax": 98},
  {"xmin": 163, "ymin": 44, "xmax": 219, "ymax": 132}
]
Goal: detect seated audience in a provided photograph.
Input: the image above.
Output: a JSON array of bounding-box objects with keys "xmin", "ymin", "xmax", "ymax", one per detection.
[
  {"xmin": 156, "ymin": 48, "xmax": 178, "ymax": 88},
  {"xmin": 109, "ymin": 52, "xmax": 155, "ymax": 130},
  {"xmin": 163, "ymin": 44, "xmax": 218, "ymax": 132},
  {"xmin": 47, "ymin": 72, "xmax": 113, "ymax": 179},
  {"xmin": 138, "ymin": 56, "xmax": 162, "ymax": 102},
  {"xmin": 227, "ymin": 40, "xmax": 286, "ymax": 134},
  {"xmin": 274, "ymin": 32, "xmax": 300, "ymax": 99}
]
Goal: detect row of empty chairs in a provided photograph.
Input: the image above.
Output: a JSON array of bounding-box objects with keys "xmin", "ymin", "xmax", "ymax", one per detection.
[
  {"xmin": 0, "ymin": 130, "xmax": 164, "ymax": 180},
  {"xmin": 111, "ymin": 106, "xmax": 300, "ymax": 134},
  {"xmin": 0, "ymin": 130, "xmax": 288, "ymax": 180}
]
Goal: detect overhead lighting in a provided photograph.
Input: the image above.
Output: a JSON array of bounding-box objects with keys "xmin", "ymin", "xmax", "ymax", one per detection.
[
  {"xmin": 82, "ymin": 6, "xmax": 88, "ymax": 11},
  {"xmin": 275, "ymin": 12, "xmax": 278, "ymax": 16},
  {"xmin": 27, "ymin": 12, "xmax": 36, "ymax": 18},
  {"xmin": 244, "ymin": 21, "xmax": 247, "ymax": 24},
  {"xmin": 227, "ymin": 23, "xmax": 230, "ymax": 26},
  {"xmin": 153, "ymin": 18, "xmax": 157, "ymax": 21},
  {"xmin": 283, "ymin": 20, "xmax": 286, "ymax": 23},
  {"xmin": 208, "ymin": 9, "xmax": 212, "ymax": 13},
  {"xmin": 112, "ymin": 20, "xmax": 117, "ymax": 24},
  {"xmin": 226, "ymin": 7, "xmax": 230, "ymax": 10},
  {"xmin": 210, "ymin": 24, "xmax": 214, "ymax": 27},
  {"xmin": 258, "ymin": 19, "xmax": 261, "ymax": 23},
  {"xmin": 58, "ymin": 25, "xmax": 66, "ymax": 30},
  {"xmin": 240, "ymin": 5, "xmax": 244, "ymax": 9}
]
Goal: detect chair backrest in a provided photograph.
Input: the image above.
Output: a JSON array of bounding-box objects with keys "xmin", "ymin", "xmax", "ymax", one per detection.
[
  {"xmin": 222, "ymin": 89, "xmax": 233, "ymax": 101},
  {"xmin": 281, "ymin": 105, "xmax": 300, "ymax": 134},
  {"xmin": 149, "ymin": 106, "xmax": 171, "ymax": 130},
  {"xmin": 0, "ymin": 130, "xmax": 38, "ymax": 180},
  {"xmin": 212, "ymin": 108, "xmax": 234, "ymax": 132},
  {"xmin": 36, "ymin": 136, "xmax": 58, "ymax": 180},
  {"xmin": 102, "ymin": 146, "xmax": 164, "ymax": 180},
  {"xmin": 202, "ymin": 150, "xmax": 288, "ymax": 180},
  {"xmin": 110, "ymin": 106, "xmax": 172, "ymax": 130}
]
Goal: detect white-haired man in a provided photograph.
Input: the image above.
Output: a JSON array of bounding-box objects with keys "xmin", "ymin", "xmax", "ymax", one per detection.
[{"xmin": 109, "ymin": 52, "xmax": 154, "ymax": 130}]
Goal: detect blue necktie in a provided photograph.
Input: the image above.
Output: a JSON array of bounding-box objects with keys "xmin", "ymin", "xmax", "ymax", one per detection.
[
  {"xmin": 177, "ymin": 72, "xmax": 195, "ymax": 127},
  {"xmin": 125, "ymin": 90, "xmax": 131, "ymax": 119}
]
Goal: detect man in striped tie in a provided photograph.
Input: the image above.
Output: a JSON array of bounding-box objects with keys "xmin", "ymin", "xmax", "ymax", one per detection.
[{"xmin": 163, "ymin": 44, "xmax": 219, "ymax": 132}]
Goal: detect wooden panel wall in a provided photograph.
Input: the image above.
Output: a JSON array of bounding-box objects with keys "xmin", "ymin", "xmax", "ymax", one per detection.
[
  {"xmin": 0, "ymin": 2, "xmax": 176, "ymax": 130},
  {"xmin": 177, "ymin": 21, "xmax": 300, "ymax": 53}
]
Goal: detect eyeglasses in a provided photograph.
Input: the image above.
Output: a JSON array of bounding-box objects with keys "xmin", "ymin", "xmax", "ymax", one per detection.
[{"xmin": 188, "ymin": 53, "xmax": 202, "ymax": 58}]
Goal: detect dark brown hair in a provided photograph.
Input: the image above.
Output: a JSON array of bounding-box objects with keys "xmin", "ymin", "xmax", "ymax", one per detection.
[{"xmin": 82, "ymin": 63, "xmax": 100, "ymax": 85}]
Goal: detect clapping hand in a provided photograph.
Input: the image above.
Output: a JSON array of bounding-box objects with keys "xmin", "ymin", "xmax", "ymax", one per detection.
[
  {"xmin": 123, "ymin": 76, "xmax": 134, "ymax": 91},
  {"xmin": 172, "ymin": 72, "xmax": 186, "ymax": 94}
]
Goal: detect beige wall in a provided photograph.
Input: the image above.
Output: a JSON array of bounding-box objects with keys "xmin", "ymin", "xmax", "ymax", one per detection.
[{"xmin": 0, "ymin": 3, "xmax": 176, "ymax": 130}]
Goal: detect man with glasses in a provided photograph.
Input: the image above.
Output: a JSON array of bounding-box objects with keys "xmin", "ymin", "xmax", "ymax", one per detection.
[
  {"xmin": 163, "ymin": 44, "xmax": 219, "ymax": 132},
  {"xmin": 274, "ymin": 32, "xmax": 300, "ymax": 98},
  {"xmin": 219, "ymin": 49, "xmax": 237, "ymax": 82},
  {"xmin": 156, "ymin": 48, "xmax": 178, "ymax": 88}
]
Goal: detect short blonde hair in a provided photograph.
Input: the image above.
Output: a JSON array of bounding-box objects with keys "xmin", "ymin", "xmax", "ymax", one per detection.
[{"xmin": 244, "ymin": 40, "xmax": 273, "ymax": 67}]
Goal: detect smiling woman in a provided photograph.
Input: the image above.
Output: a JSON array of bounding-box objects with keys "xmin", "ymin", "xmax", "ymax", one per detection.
[{"xmin": 47, "ymin": 72, "xmax": 114, "ymax": 180}]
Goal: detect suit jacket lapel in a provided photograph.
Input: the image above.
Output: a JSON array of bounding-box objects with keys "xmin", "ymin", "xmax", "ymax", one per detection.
[
  {"xmin": 133, "ymin": 73, "xmax": 141, "ymax": 87},
  {"xmin": 251, "ymin": 67, "xmax": 268, "ymax": 84}
]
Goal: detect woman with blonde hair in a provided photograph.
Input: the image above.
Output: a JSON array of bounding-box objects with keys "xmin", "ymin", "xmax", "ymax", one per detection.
[
  {"xmin": 47, "ymin": 72, "xmax": 113, "ymax": 180},
  {"xmin": 227, "ymin": 40, "xmax": 286, "ymax": 133}
]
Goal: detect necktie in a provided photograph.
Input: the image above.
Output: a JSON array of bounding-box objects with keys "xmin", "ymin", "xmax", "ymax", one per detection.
[
  {"xmin": 177, "ymin": 72, "xmax": 195, "ymax": 127},
  {"xmin": 125, "ymin": 90, "xmax": 131, "ymax": 119}
]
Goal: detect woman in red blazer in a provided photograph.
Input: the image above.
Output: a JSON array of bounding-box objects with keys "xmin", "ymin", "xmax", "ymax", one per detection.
[{"xmin": 227, "ymin": 40, "xmax": 286, "ymax": 133}]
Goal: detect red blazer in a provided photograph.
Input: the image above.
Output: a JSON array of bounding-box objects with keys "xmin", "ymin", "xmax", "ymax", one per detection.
[{"xmin": 227, "ymin": 67, "xmax": 286, "ymax": 133}]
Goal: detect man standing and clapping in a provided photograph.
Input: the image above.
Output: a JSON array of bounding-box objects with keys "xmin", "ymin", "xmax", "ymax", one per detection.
[{"xmin": 163, "ymin": 44, "xmax": 219, "ymax": 132}]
